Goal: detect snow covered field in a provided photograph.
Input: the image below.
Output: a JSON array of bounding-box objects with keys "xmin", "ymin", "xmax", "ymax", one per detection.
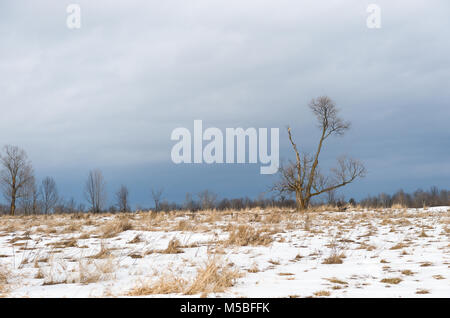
[{"xmin": 0, "ymin": 207, "xmax": 449, "ymax": 298}]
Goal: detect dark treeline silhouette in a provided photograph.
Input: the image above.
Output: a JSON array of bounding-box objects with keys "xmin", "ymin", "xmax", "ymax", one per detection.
[
  {"xmin": 0, "ymin": 145, "xmax": 448, "ymax": 215},
  {"xmin": 358, "ymin": 187, "xmax": 449, "ymax": 209},
  {"xmin": 0, "ymin": 185, "xmax": 448, "ymax": 215},
  {"xmin": 134, "ymin": 187, "xmax": 450, "ymax": 212}
]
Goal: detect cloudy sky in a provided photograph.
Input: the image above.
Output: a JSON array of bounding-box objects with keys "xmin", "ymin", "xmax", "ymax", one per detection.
[{"xmin": 1, "ymin": 1, "xmax": 449, "ymax": 208}]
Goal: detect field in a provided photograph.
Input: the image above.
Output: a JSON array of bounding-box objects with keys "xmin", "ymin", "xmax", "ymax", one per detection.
[{"xmin": 0, "ymin": 206, "xmax": 449, "ymax": 298}]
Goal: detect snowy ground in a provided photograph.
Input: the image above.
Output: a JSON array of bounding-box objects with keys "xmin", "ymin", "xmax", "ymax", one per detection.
[{"xmin": 0, "ymin": 207, "xmax": 449, "ymax": 298}]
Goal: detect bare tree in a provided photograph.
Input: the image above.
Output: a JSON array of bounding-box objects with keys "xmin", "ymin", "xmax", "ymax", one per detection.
[
  {"xmin": 151, "ymin": 188, "xmax": 163, "ymax": 211},
  {"xmin": 197, "ymin": 190, "xmax": 217, "ymax": 210},
  {"xmin": 84, "ymin": 169, "xmax": 107, "ymax": 213},
  {"xmin": 40, "ymin": 177, "xmax": 59, "ymax": 214},
  {"xmin": 273, "ymin": 96, "xmax": 366, "ymax": 211},
  {"xmin": 326, "ymin": 188, "xmax": 337, "ymax": 206},
  {"xmin": 0, "ymin": 145, "xmax": 35, "ymax": 215},
  {"xmin": 65, "ymin": 197, "xmax": 77, "ymax": 214},
  {"xmin": 20, "ymin": 176, "xmax": 40, "ymax": 215},
  {"xmin": 116, "ymin": 185, "xmax": 130, "ymax": 212}
]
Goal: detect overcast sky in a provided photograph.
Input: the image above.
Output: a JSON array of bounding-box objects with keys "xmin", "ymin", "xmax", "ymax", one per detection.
[{"xmin": 1, "ymin": 1, "xmax": 449, "ymax": 208}]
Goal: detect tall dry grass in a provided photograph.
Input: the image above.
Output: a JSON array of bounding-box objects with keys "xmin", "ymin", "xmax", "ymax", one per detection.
[{"xmin": 128, "ymin": 257, "xmax": 242, "ymax": 297}]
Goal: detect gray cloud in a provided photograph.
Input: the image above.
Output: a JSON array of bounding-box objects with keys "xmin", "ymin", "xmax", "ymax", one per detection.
[{"xmin": 1, "ymin": 1, "xmax": 449, "ymax": 206}]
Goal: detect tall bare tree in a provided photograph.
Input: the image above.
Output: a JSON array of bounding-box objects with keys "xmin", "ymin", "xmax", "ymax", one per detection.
[
  {"xmin": 273, "ymin": 96, "xmax": 366, "ymax": 211},
  {"xmin": 40, "ymin": 177, "xmax": 59, "ymax": 214},
  {"xmin": 0, "ymin": 145, "xmax": 35, "ymax": 215},
  {"xmin": 116, "ymin": 185, "xmax": 130, "ymax": 212},
  {"xmin": 84, "ymin": 169, "xmax": 107, "ymax": 213},
  {"xmin": 151, "ymin": 188, "xmax": 163, "ymax": 212}
]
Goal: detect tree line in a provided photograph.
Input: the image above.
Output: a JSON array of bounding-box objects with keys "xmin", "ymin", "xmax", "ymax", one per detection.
[{"xmin": 0, "ymin": 143, "xmax": 447, "ymax": 215}]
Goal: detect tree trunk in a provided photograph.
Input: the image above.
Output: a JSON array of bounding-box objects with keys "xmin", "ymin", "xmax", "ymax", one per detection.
[
  {"xmin": 10, "ymin": 197, "xmax": 16, "ymax": 216},
  {"xmin": 295, "ymin": 193, "xmax": 308, "ymax": 212}
]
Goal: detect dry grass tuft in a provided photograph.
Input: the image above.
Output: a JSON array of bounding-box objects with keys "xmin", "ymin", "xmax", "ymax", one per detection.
[
  {"xmin": 314, "ymin": 290, "xmax": 331, "ymax": 297},
  {"xmin": 400, "ymin": 270, "xmax": 414, "ymax": 276},
  {"xmin": 128, "ymin": 234, "xmax": 143, "ymax": 244},
  {"xmin": 390, "ymin": 242, "xmax": 409, "ymax": 250},
  {"xmin": 322, "ymin": 253, "xmax": 345, "ymax": 264},
  {"xmin": 326, "ymin": 277, "xmax": 348, "ymax": 285},
  {"xmin": 432, "ymin": 275, "xmax": 445, "ymax": 280},
  {"xmin": 226, "ymin": 225, "xmax": 273, "ymax": 246},
  {"xmin": 128, "ymin": 275, "xmax": 187, "ymax": 296},
  {"xmin": 89, "ymin": 243, "xmax": 112, "ymax": 259},
  {"xmin": 100, "ymin": 218, "xmax": 133, "ymax": 238},
  {"xmin": 323, "ymin": 239, "xmax": 346, "ymax": 264},
  {"xmin": 162, "ymin": 238, "xmax": 184, "ymax": 254},
  {"xmin": 184, "ymin": 257, "xmax": 242, "ymax": 295},
  {"xmin": 380, "ymin": 277, "xmax": 402, "ymax": 285}
]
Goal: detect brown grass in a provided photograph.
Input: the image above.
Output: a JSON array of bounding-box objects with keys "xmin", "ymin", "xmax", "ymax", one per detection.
[
  {"xmin": 314, "ymin": 290, "xmax": 331, "ymax": 297},
  {"xmin": 128, "ymin": 275, "xmax": 187, "ymax": 296},
  {"xmin": 380, "ymin": 277, "xmax": 402, "ymax": 284},
  {"xmin": 128, "ymin": 257, "xmax": 242, "ymax": 296},
  {"xmin": 0, "ymin": 265, "xmax": 9, "ymax": 294},
  {"xmin": 326, "ymin": 277, "xmax": 348, "ymax": 285},
  {"xmin": 400, "ymin": 270, "xmax": 415, "ymax": 276},
  {"xmin": 226, "ymin": 225, "xmax": 273, "ymax": 246},
  {"xmin": 185, "ymin": 258, "xmax": 242, "ymax": 295},
  {"xmin": 162, "ymin": 238, "xmax": 183, "ymax": 254},
  {"xmin": 432, "ymin": 275, "xmax": 445, "ymax": 280},
  {"xmin": 100, "ymin": 218, "xmax": 133, "ymax": 238}
]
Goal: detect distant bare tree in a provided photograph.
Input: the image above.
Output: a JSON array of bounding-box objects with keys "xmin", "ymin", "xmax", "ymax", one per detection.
[
  {"xmin": 84, "ymin": 169, "xmax": 107, "ymax": 213},
  {"xmin": 65, "ymin": 198, "xmax": 77, "ymax": 214},
  {"xmin": 151, "ymin": 188, "xmax": 163, "ymax": 211},
  {"xmin": 116, "ymin": 185, "xmax": 130, "ymax": 212},
  {"xmin": 273, "ymin": 96, "xmax": 366, "ymax": 211},
  {"xmin": 197, "ymin": 190, "xmax": 217, "ymax": 210},
  {"xmin": 0, "ymin": 145, "xmax": 35, "ymax": 215},
  {"xmin": 20, "ymin": 176, "xmax": 40, "ymax": 215},
  {"xmin": 326, "ymin": 188, "xmax": 337, "ymax": 206},
  {"xmin": 40, "ymin": 177, "xmax": 59, "ymax": 214}
]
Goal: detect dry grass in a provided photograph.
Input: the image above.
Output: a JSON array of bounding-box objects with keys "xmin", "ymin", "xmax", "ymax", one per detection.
[
  {"xmin": 99, "ymin": 218, "xmax": 133, "ymax": 238},
  {"xmin": 39, "ymin": 257, "xmax": 116, "ymax": 285},
  {"xmin": 326, "ymin": 277, "xmax": 348, "ymax": 285},
  {"xmin": 247, "ymin": 263, "xmax": 259, "ymax": 273},
  {"xmin": 432, "ymin": 275, "xmax": 445, "ymax": 280},
  {"xmin": 89, "ymin": 242, "xmax": 112, "ymax": 259},
  {"xmin": 128, "ymin": 257, "xmax": 242, "ymax": 296},
  {"xmin": 226, "ymin": 225, "xmax": 273, "ymax": 246},
  {"xmin": 390, "ymin": 242, "xmax": 409, "ymax": 250},
  {"xmin": 128, "ymin": 275, "xmax": 186, "ymax": 296},
  {"xmin": 380, "ymin": 277, "xmax": 402, "ymax": 285},
  {"xmin": 127, "ymin": 234, "xmax": 143, "ymax": 244},
  {"xmin": 162, "ymin": 238, "xmax": 183, "ymax": 254},
  {"xmin": 322, "ymin": 253, "xmax": 345, "ymax": 264},
  {"xmin": 313, "ymin": 290, "xmax": 331, "ymax": 297},
  {"xmin": 185, "ymin": 257, "xmax": 242, "ymax": 295},
  {"xmin": 322, "ymin": 239, "xmax": 346, "ymax": 264},
  {"xmin": 0, "ymin": 265, "xmax": 9, "ymax": 294},
  {"xmin": 79, "ymin": 258, "xmax": 116, "ymax": 284}
]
